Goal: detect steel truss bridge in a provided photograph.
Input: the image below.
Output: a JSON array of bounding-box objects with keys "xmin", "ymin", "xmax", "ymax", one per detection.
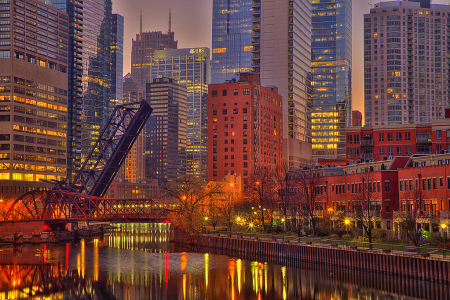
[{"xmin": 4, "ymin": 190, "xmax": 171, "ymax": 222}]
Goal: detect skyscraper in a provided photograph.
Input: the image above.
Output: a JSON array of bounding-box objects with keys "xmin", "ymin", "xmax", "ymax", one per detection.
[
  {"xmin": 111, "ymin": 14, "xmax": 124, "ymax": 106},
  {"xmin": 49, "ymin": 0, "xmax": 115, "ymax": 181},
  {"xmin": 311, "ymin": 0, "xmax": 352, "ymax": 159},
  {"xmin": 364, "ymin": 0, "xmax": 450, "ymax": 127},
  {"xmin": 152, "ymin": 47, "xmax": 211, "ymax": 183},
  {"xmin": 0, "ymin": 0, "xmax": 69, "ymax": 199},
  {"xmin": 131, "ymin": 31, "xmax": 178, "ymax": 87},
  {"xmin": 211, "ymin": 0, "xmax": 253, "ymax": 84},
  {"xmin": 252, "ymin": 0, "xmax": 312, "ymax": 168},
  {"xmin": 121, "ymin": 73, "xmax": 145, "ymax": 182},
  {"xmin": 146, "ymin": 77, "xmax": 187, "ymax": 186}
]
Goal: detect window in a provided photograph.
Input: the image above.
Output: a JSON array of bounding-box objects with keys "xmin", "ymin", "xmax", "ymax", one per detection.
[
  {"xmin": 428, "ymin": 178, "xmax": 432, "ymax": 190},
  {"xmin": 379, "ymin": 147, "xmax": 385, "ymax": 156},
  {"xmin": 213, "ymin": 110, "xmax": 217, "ymax": 115},
  {"xmin": 387, "ymin": 133, "xmax": 393, "ymax": 141},
  {"xmin": 234, "ymin": 89, "xmax": 238, "ymax": 96},
  {"xmin": 396, "ymin": 132, "xmax": 402, "ymax": 141},
  {"xmin": 243, "ymin": 139, "xmax": 247, "ymax": 145},
  {"xmin": 423, "ymin": 178, "xmax": 427, "ymax": 190},
  {"xmin": 388, "ymin": 146, "xmax": 393, "ymax": 156},
  {"xmin": 386, "ymin": 200, "xmax": 390, "ymax": 213},
  {"xmin": 397, "ymin": 146, "xmax": 402, "ymax": 155},
  {"xmin": 440, "ymin": 177, "xmax": 444, "ymax": 187},
  {"xmin": 212, "ymin": 90, "xmax": 217, "ymax": 97},
  {"xmin": 347, "ymin": 148, "xmax": 353, "ymax": 158},
  {"xmin": 447, "ymin": 177, "xmax": 450, "ymax": 189},
  {"xmin": 354, "ymin": 135, "xmax": 360, "ymax": 144},
  {"xmin": 433, "ymin": 178, "xmax": 437, "ymax": 190},
  {"xmin": 243, "ymin": 155, "xmax": 247, "ymax": 160},
  {"xmin": 213, "ymin": 171, "xmax": 217, "ymax": 176},
  {"xmin": 243, "ymin": 108, "xmax": 247, "ymax": 113},
  {"xmin": 377, "ymin": 182, "xmax": 381, "ymax": 192},
  {"xmin": 243, "ymin": 88, "xmax": 249, "ymax": 95},
  {"xmin": 233, "ymin": 109, "xmax": 238, "ymax": 114},
  {"xmin": 347, "ymin": 135, "xmax": 352, "ymax": 144},
  {"xmin": 379, "ymin": 133, "xmax": 384, "ymax": 142},
  {"xmin": 400, "ymin": 180, "xmax": 403, "ymax": 191},
  {"xmin": 222, "ymin": 109, "xmax": 227, "ymax": 115},
  {"xmin": 409, "ymin": 180, "xmax": 413, "ymax": 191},
  {"xmin": 405, "ymin": 146, "xmax": 411, "ymax": 155},
  {"xmin": 405, "ymin": 132, "xmax": 411, "ymax": 141},
  {"xmin": 222, "ymin": 89, "xmax": 227, "ymax": 96},
  {"xmin": 213, "ymin": 156, "xmax": 217, "ymax": 161},
  {"xmin": 436, "ymin": 130, "xmax": 442, "ymax": 140},
  {"xmin": 0, "ymin": 50, "xmax": 10, "ymax": 58},
  {"xmin": 243, "ymin": 116, "xmax": 247, "ymax": 121},
  {"xmin": 385, "ymin": 181, "xmax": 390, "ymax": 192},
  {"xmin": 354, "ymin": 148, "xmax": 360, "ymax": 157}
]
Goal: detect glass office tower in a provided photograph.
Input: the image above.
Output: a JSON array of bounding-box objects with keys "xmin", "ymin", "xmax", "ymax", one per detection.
[
  {"xmin": 211, "ymin": 0, "xmax": 253, "ymax": 84},
  {"xmin": 48, "ymin": 0, "xmax": 114, "ymax": 180},
  {"xmin": 152, "ymin": 48, "xmax": 211, "ymax": 183},
  {"xmin": 311, "ymin": 0, "xmax": 352, "ymax": 159},
  {"xmin": 111, "ymin": 14, "xmax": 124, "ymax": 107}
]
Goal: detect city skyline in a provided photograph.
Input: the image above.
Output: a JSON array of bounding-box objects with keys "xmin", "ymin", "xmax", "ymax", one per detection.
[{"xmin": 112, "ymin": 0, "xmax": 450, "ymax": 121}]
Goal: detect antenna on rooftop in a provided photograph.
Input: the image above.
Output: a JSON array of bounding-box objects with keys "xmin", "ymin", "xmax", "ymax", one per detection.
[
  {"xmin": 140, "ymin": 10, "xmax": 142, "ymax": 34},
  {"xmin": 169, "ymin": 8, "xmax": 172, "ymax": 33}
]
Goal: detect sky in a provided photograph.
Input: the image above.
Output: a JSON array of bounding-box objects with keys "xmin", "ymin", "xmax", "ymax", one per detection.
[{"xmin": 112, "ymin": 0, "xmax": 449, "ymax": 117}]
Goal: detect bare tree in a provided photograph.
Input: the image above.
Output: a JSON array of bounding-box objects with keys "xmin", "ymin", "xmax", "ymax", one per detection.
[
  {"xmin": 294, "ymin": 167, "xmax": 326, "ymax": 235},
  {"xmin": 244, "ymin": 167, "xmax": 279, "ymax": 232},
  {"xmin": 220, "ymin": 196, "xmax": 237, "ymax": 232},
  {"xmin": 398, "ymin": 186, "xmax": 423, "ymax": 246},
  {"xmin": 161, "ymin": 175, "xmax": 224, "ymax": 232},
  {"xmin": 351, "ymin": 171, "xmax": 380, "ymax": 243}
]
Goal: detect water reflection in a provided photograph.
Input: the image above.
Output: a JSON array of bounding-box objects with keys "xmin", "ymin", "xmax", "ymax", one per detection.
[{"xmin": 0, "ymin": 223, "xmax": 448, "ymax": 299}]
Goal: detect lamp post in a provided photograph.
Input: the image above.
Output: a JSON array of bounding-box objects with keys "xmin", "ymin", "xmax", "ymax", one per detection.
[
  {"xmin": 442, "ymin": 224, "xmax": 447, "ymax": 258},
  {"xmin": 328, "ymin": 208, "xmax": 333, "ymax": 235},
  {"xmin": 345, "ymin": 219, "xmax": 350, "ymax": 240}
]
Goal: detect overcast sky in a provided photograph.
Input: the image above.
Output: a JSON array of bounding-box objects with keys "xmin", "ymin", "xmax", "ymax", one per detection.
[{"xmin": 113, "ymin": 0, "xmax": 449, "ymax": 116}]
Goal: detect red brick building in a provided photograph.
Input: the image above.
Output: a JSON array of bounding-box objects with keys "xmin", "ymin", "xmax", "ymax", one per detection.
[
  {"xmin": 346, "ymin": 118, "xmax": 450, "ymax": 162},
  {"xmin": 208, "ymin": 73, "xmax": 283, "ymax": 186}
]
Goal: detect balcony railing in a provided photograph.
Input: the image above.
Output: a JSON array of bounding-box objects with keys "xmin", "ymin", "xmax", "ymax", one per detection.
[{"xmin": 360, "ymin": 139, "xmax": 373, "ymax": 146}]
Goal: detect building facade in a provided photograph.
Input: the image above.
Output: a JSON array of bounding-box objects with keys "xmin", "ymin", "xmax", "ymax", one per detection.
[
  {"xmin": 152, "ymin": 47, "xmax": 211, "ymax": 183},
  {"xmin": 106, "ymin": 179, "xmax": 160, "ymax": 199},
  {"xmin": 49, "ymin": 0, "xmax": 114, "ymax": 181},
  {"xmin": 208, "ymin": 73, "xmax": 283, "ymax": 187},
  {"xmin": 145, "ymin": 77, "xmax": 187, "ymax": 186},
  {"xmin": 364, "ymin": 0, "xmax": 450, "ymax": 127},
  {"xmin": 119, "ymin": 73, "xmax": 145, "ymax": 183},
  {"xmin": 211, "ymin": 0, "xmax": 253, "ymax": 84},
  {"xmin": 111, "ymin": 14, "xmax": 124, "ymax": 107},
  {"xmin": 252, "ymin": 0, "xmax": 313, "ymax": 168},
  {"xmin": 0, "ymin": 0, "xmax": 69, "ymax": 199},
  {"xmin": 131, "ymin": 31, "xmax": 178, "ymax": 87},
  {"xmin": 346, "ymin": 118, "xmax": 450, "ymax": 162},
  {"xmin": 311, "ymin": 0, "xmax": 352, "ymax": 160},
  {"xmin": 352, "ymin": 110, "xmax": 362, "ymax": 127}
]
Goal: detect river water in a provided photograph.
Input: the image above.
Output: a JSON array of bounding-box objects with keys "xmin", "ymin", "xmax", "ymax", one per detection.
[{"xmin": 0, "ymin": 223, "xmax": 448, "ymax": 300}]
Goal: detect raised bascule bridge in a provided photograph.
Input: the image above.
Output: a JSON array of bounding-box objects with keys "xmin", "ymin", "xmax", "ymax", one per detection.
[{"xmin": 1, "ymin": 100, "xmax": 171, "ymax": 242}]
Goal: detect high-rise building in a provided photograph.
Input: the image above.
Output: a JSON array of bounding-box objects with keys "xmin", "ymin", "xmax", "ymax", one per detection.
[
  {"xmin": 152, "ymin": 47, "xmax": 211, "ymax": 183},
  {"xmin": 49, "ymin": 0, "xmax": 114, "ymax": 181},
  {"xmin": 208, "ymin": 73, "xmax": 283, "ymax": 186},
  {"xmin": 211, "ymin": 0, "xmax": 253, "ymax": 84},
  {"xmin": 145, "ymin": 77, "xmax": 187, "ymax": 186},
  {"xmin": 311, "ymin": 0, "xmax": 352, "ymax": 160},
  {"xmin": 111, "ymin": 14, "xmax": 124, "ymax": 106},
  {"xmin": 120, "ymin": 73, "xmax": 145, "ymax": 182},
  {"xmin": 364, "ymin": 0, "xmax": 450, "ymax": 127},
  {"xmin": 251, "ymin": 0, "xmax": 312, "ymax": 168},
  {"xmin": 131, "ymin": 31, "xmax": 178, "ymax": 87},
  {"xmin": 0, "ymin": 0, "xmax": 69, "ymax": 200}
]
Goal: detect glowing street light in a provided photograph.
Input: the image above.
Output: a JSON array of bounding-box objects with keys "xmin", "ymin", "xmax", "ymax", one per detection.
[
  {"xmin": 442, "ymin": 224, "xmax": 447, "ymax": 257},
  {"xmin": 344, "ymin": 219, "xmax": 350, "ymax": 240}
]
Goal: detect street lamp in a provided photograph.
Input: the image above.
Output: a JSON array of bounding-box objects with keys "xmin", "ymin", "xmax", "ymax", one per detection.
[
  {"xmin": 442, "ymin": 224, "xmax": 447, "ymax": 258},
  {"xmin": 328, "ymin": 208, "xmax": 333, "ymax": 235},
  {"xmin": 344, "ymin": 219, "xmax": 350, "ymax": 240}
]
